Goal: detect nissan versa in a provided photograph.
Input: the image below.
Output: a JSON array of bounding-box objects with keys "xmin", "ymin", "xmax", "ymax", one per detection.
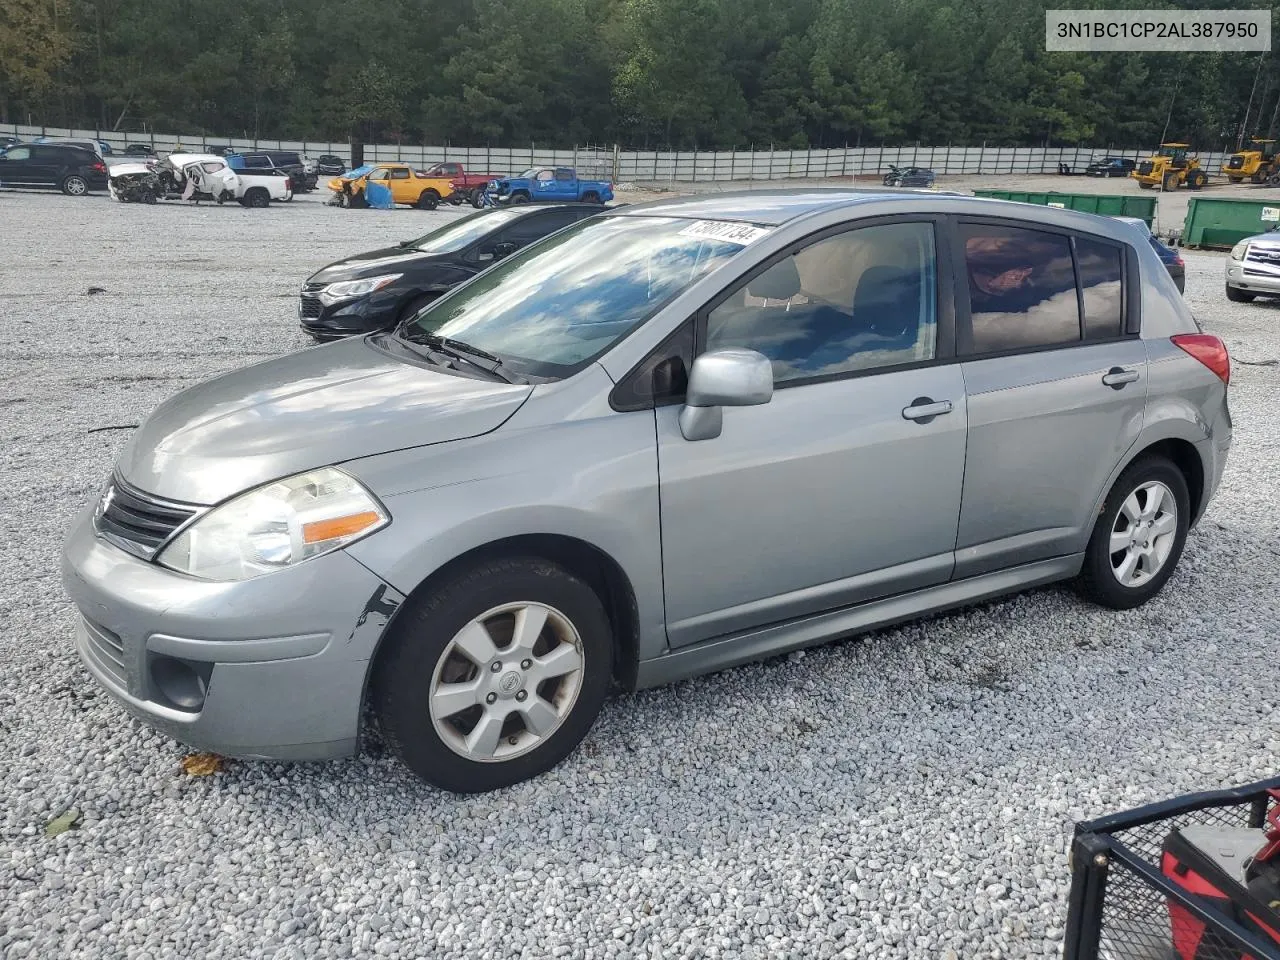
[{"xmin": 62, "ymin": 191, "xmax": 1232, "ymax": 793}]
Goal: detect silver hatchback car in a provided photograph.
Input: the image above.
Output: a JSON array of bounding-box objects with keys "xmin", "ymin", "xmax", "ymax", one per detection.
[{"xmin": 63, "ymin": 191, "xmax": 1232, "ymax": 792}]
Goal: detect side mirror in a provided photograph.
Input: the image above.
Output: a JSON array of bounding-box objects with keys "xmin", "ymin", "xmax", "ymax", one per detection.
[
  {"xmin": 492, "ymin": 241, "xmax": 517, "ymax": 259},
  {"xmin": 679, "ymin": 348, "xmax": 773, "ymax": 441}
]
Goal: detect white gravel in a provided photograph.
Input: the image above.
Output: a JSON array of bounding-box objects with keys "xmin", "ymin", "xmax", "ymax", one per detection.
[{"xmin": 1, "ymin": 187, "xmax": 1278, "ymax": 960}]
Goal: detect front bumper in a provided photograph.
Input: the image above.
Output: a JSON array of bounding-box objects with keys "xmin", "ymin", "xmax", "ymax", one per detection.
[
  {"xmin": 1225, "ymin": 260, "xmax": 1280, "ymax": 294},
  {"xmin": 61, "ymin": 503, "xmax": 405, "ymax": 760}
]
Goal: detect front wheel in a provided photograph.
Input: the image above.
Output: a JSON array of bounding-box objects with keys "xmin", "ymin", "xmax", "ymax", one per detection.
[
  {"xmin": 1162, "ymin": 172, "xmax": 1180, "ymax": 191},
  {"xmin": 61, "ymin": 175, "xmax": 88, "ymax": 196},
  {"xmin": 470, "ymin": 188, "xmax": 486, "ymax": 208},
  {"xmin": 1226, "ymin": 284, "xmax": 1255, "ymax": 302},
  {"xmin": 1076, "ymin": 456, "xmax": 1190, "ymax": 610},
  {"xmin": 509, "ymin": 192, "xmax": 529, "ymax": 205},
  {"xmin": 374, "ymin": 557, "xmax": 613, "ymax": 793}
]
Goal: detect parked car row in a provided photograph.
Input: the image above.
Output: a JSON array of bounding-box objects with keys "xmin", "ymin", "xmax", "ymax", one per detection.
[{"xmin": 62, "ymin": 187, "xmax": 1230, "ymax": 795}]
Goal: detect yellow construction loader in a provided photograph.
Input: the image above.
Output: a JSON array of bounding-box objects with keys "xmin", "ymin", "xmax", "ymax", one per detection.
[
  {"xmin": 1131, "ymin": 143, "xmax": 1209, "ymax": 190},
  {"xmin": 1224, "ymin": 138, "xmax": 1279, "ymax": 184}
]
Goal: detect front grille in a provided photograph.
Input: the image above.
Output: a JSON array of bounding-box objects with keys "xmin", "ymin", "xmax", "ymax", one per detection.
[
  {"xmin": 95, "ymin": 477, "xmax": 199, "ymax": 559},
  {"xmin": 81, "ymin": 616, "xmax": 127, "ymax": 689},
  {"xmin": 1137, "ymin": 161, "xmax": 1154, "ymax": 176},
  {"xmin": 300, "ymin": 282, "xmax": 324, "ymax": 319},
  {"xmin": 1243, "ymin": 244, "xmax": 1280, "ymax": 275}
]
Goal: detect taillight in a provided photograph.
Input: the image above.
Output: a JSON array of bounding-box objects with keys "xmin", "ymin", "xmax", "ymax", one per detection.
[
  {"xmin": 1172, "ymin": 333, "xmax": 1230, "ymax": 385},
  {"xmin": 93, "ymin": 161, "xmax": 106, "ymax": 172},
  {"xmin": 1172, "ymin": 251, "xmax": 1184, "ymax": 266}
]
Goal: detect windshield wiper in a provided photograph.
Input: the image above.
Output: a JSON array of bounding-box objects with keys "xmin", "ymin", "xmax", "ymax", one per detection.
[{"xmin": 398, "ymin": 330, "xmax": 519, "ymax": 383}]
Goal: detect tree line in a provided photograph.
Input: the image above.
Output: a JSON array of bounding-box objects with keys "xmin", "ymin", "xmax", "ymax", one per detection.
[{"xmin": 3, "ymin": 0, "xmax": 1280, "ymax": 150}]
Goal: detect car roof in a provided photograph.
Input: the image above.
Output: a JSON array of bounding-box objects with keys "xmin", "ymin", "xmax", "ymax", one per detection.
[{"xmin": 610, "ymin": 188, "xmax": 962, "ymax": 226}]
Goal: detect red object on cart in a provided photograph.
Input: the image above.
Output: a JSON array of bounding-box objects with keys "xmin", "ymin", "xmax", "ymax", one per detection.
[{"xmin": 1162, "ymin": 789, "xmax": 1280, "ymax": 960}]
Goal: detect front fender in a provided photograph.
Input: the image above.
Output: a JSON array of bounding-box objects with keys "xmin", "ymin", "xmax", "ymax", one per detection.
[{"xmin": 340, "ymin": 374, "xmax": 667, "ymax": 663}]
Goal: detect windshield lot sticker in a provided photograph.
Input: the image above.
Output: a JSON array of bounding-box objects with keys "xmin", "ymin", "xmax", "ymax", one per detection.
[{"xmin": 679, "ymin": 221, "xmax": 772, "ymax": 245}]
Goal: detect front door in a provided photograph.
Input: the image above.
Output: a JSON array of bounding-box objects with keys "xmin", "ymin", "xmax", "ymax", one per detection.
[
  {"xmin": 951, "ymin": 220, "xmax": 1148, "ymax": 577},
  {"xmin": 656, "ymin": 219, "xmax": 968, "ymax": 648},
  {"xmin": 0, "ymin": 146, "xmax": 38, "ymax": 184}
]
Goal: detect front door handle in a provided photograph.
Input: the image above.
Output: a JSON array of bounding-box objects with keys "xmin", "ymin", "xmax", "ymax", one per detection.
[
  {"xmin": 902, "ymin": 397, "xmax": 953, "ymax": 423},
  {"xmin": 1102, "ymin": 367, "xmax": 1140, "ymax": 389}
]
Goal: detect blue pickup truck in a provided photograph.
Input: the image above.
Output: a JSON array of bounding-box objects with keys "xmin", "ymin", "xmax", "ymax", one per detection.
[{"xmin": 485, "ymin": 167, "xmax": 613, "ymax": 205}]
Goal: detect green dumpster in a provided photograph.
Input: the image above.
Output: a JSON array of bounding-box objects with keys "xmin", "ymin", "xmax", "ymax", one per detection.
[
  {"xmin": 972, "ymin": 190, "xmax": 1157, "ymax": 227},
  {"xmin": 1181, "ymin": 197, "xmax": 1280, "ymax": 249}
]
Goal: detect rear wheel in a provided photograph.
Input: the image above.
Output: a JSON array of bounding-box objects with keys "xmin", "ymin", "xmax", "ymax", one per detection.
[
  {"xmin": 60, "ymin": 175, "xmax": 88, "ymax": 196},
  {"xmin": 1139, "ymin": 182, "xmax": 1154, "ymax": 189},
  {"xmin": 581, "ymin": 190, "xmax": 600, "ymax": 204},
  {"xmin": 1187, "ymin": 170, "xmax": 1208, "ymax": 190},
  {"xmin": 245, "ymin": 188, "xmax": 270, "ymax": 208},
  {"xmin": 1226, "ymin": 284, "xmax": 1255, "ymax": 302},
  {"xmin": 373, "ymin": 557, "xmax": 613, "ymax": 793},
  {"xmin": 1162, "ymin": 172, "xmax": 1180, "ymax": 191},
  {"xmin": 1076, "ymin": 456, "xmax": 1189, "ymax": 610},
  {"xmin": 417, "ymin": 189, "xmax": 440, "ymax": 210}
]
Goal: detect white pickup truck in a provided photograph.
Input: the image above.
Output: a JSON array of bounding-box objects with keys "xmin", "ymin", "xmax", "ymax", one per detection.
[{"xmin": 154, "ymin": 153, "xmax": 292, "ymax": 207}]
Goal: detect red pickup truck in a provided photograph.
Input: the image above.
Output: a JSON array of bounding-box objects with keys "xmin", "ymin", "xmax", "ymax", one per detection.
[{"xmin": 423, "ymin": 162, "xmax": 501, "ymax": 207}]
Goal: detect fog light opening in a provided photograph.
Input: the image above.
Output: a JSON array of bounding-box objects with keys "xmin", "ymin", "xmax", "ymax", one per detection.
[{"xmin": 149, "ymin": 655, "xmax": 211, "ymax": 712}]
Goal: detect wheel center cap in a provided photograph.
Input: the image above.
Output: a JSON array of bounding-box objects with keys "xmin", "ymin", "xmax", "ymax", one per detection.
[{"xmin": 497, "ymin": 670, "xmax": 522, "ymax": 697}]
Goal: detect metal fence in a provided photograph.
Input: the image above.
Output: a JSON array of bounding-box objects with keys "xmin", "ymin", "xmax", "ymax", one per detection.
[{"xmin": 0, "ymin": 123, "xmax": 1237, "ymax": 181}]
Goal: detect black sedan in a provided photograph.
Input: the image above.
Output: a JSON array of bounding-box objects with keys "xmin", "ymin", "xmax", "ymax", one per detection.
[
  {"xmin": 1085, "ymin": 157, "xmax": 1136, "ymax": 178},
  {"xmin": 300, "ymin": 203, "xmax": 603, "ymax": 339}
]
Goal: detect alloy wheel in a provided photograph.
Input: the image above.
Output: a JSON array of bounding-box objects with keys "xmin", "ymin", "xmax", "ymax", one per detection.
[
  {"xmin": 429, "ymin": 602, "xmax": 585, "ymax": 762},
  {"xmin": 1109, "ymin": 480, "xmax": 1178, "ymax": 587}
]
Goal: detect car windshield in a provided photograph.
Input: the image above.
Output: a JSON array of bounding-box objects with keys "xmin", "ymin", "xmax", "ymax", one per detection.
[
  {"xmin": 410, "ymin": 209, "xmax": 528, "ymax": 254},
  {"xmin": 517, "ymin": 168, "xmax": 539, "ymax": 177},
  {"xmin": 340, "ymin": 164, "xmax": 375, "ymax": 180},
  {"xmin": 400, "ymin": 215, "xmax": 755, "ymax": 379}
]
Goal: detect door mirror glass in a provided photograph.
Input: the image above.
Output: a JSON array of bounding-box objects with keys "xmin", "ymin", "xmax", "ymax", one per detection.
[
  {"xmin": 680, "ymin": 348, "xmax": 773, "ymax": 441},
  {"xmin": 491, "ymin": 241, "xmax": 518, "ymax": 259}
]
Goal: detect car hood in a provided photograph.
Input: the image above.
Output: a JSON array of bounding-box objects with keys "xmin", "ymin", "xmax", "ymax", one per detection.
[
  {"xmin": 116, "ymin": 338, "xmax": 532, "ymax": 504},
  {"xmin": 308, "ymin": 246, "xmax": 444, "ymax": 283}
]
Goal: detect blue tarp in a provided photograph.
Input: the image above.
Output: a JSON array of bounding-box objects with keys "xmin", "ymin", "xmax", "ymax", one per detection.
[{"xmin": 365, "ymin": 180, "xmax": 394, "ymax": 209}]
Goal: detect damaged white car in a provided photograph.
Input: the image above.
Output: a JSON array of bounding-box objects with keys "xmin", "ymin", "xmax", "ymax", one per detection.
[
  {"xmin": 107, "ymin": 161, "xmax": 164, "ymax": 203},
  {"xmin": 153, "ymin": 153, "xmax": 291, "ymax": 207}
]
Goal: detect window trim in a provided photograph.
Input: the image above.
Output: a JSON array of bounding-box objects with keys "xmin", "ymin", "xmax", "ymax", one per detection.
[
  {"xmin": 608, "ymin": 320, "xmax": 695, "ymax": 412},
  {"xmin": 695, "ymin": 214, "xmax": 956, "ymax": 392},
  {"xmin": 950, "ymin": 216, "xmax": 1139, "ymax": 362}
]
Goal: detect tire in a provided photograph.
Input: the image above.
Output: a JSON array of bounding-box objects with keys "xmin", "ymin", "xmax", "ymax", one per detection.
[
  {"xmin": 245, "ymin": 188, "xmax": 270, "ymax": 208},
  {"xmin": 417, "ymin": 189, "xmax": 440, "ymax": 210},
  {"xmin": 581, "ymin": 191, "xmax": 600, "ymax": 204},
  {"xmin": 1226, "ymin": 284, "xmax": 1255, "ymax": 302},
  {"xmin": 1162, "ymin": 172, "xmax": 1179, "ymax": 191},
  {"xmin": 1076, "ymin": 456, "xmax": 1190, "ymax": 610},
  {"xmin": 1231, "ymin": 176, "xmax": 1245, "ymax": 184},
  {"xmin": 509, "ymin": 192, "xmax": 530, "ymax": 205},
  {"xmin": 1187, "ymin": 171, "xmax": 1207, "ymax": 190},
  {"xmin": 60, "ymin": 175, "xmax": 88, "ymax": 196},
  {"xmin": 373, "ymin": 556, "xmax": 613, "ymax": 793},
  {"xmin": 470, "ymin": 188, "xmax": 486, "ymax": 208},
  {"xmin": 1139, "ymin": 182, "xmax": 1153, "ymax": 189}
]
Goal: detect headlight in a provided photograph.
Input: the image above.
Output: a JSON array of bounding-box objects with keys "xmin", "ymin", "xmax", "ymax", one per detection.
[
  {"xmin": 1231, "ymin": 241, "xmax": 1248, "ymax": 261},
  {"xmin": 318, "ymin": 273, "xmax": 402, "ymax": 306},
  {"xmin": 157, "ymin": 467, "xmax": 388, "ymax": 581}
]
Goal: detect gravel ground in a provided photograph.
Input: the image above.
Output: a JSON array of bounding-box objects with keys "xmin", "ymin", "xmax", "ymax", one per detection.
[{"xmin": 1, "ymin": 187, "xmax": 1278, "ymax": 960}]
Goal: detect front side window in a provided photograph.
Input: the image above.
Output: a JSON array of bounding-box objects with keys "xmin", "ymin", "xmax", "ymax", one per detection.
[
  {"xmin": 369, "ymin": 168, "xmax": 390, "ymax": 181},
  {"xmin": 961, "ymin": 223, "xmax": 1079, "ymax": 353},
  {"xmin": 536, "ymin": 170, "xmax": 554, "ymax": 182},
  {"xmin": 402, "ymin": 216, "xmax": 750, "ymax": 379},
  {"xmin": 410, "ymin": 208, "xmax": 529, "ymax": 255},
  {"xmin": 707, "ymin": 221, "xmax": 937, "ymax": 384}
]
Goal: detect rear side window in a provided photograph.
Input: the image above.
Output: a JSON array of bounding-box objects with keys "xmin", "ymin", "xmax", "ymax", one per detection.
[
  {"xmin": 961, "ymin": 224, "xmax": 1079, "ymax": 353},
  {"xmin": 1075, "ymin": 237, "xmax": 1124, "ymax": 340}
]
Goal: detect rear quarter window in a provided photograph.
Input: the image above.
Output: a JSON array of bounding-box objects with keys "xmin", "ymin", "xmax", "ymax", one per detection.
[{"xmin": 1075, "ymin": 237, "xmax": 1124, "ymax": 340}]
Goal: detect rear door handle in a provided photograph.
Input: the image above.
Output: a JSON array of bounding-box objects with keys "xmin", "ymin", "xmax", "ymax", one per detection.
[
  {"xmin": 902, "ymin": 397, "xmax": 953, "ymax": 423},
  {"xmin": 1102, "ymin": 367, "xmax": 1140, "ymax": 389}
]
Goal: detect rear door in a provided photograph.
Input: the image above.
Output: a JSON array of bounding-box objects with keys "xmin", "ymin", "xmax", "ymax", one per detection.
[{"xmin": 951, "ymin": 219, "xmax": 1147, "ymax": 578}]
